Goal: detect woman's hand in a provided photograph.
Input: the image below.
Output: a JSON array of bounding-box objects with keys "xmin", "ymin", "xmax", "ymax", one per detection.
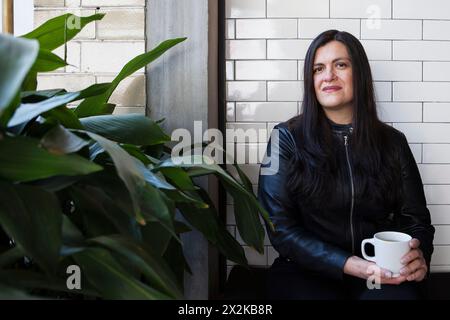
[
  {"xmin": 399, "ymin": 238, "xmax": 428, "ymax": 282},
  {"xmin": 343, "ymin": 256, "xmax": 407, "ymax": 285}
]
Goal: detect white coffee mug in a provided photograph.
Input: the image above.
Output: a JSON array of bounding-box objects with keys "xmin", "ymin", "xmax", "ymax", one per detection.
[{"xmin": 361, "ymin": 231, "xmax": 412, "ymax": 277}]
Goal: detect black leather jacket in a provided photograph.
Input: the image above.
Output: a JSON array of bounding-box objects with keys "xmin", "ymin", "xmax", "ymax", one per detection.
[{"xmin": 258, "ymin": 120, "xmax": 435, "ymax": 280}]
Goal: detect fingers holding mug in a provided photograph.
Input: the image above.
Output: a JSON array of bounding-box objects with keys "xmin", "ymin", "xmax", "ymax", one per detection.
[
  {"xmin": 409, "ymin": 238, "xmax": 421, "ymax": 250},
  {"xmin": 400, "ymin": 238, "xmax": 421, "ymax": 263},
  {"xmin": 364, "ymin": 263, "xmax": 407, "ymax": 285},
  {"xmin": 399, "ymin": 256, "xmax": 423, "ymax": 277},
  {"xmin": 406, "ymin": 265, "xmax": 427, "ymax": 282}
]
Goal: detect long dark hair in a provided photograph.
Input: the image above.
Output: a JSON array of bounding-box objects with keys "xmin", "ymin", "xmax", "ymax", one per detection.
[{"xmin": 287, "ymin": 30, "xmax": 401, "ymax": 209}]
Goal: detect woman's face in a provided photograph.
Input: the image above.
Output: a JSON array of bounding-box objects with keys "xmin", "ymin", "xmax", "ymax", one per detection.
[{"xmin": 313, "ymin": 40, "xmax": 353, "ymax": 114}]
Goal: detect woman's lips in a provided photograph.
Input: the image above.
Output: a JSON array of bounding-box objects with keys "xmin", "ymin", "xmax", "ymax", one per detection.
[{"xmin": 323, "ymin": 86, "xmax": 342, "ymax": 93}]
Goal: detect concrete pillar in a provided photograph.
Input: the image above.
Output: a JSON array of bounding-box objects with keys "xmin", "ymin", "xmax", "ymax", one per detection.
[{"xmin": 146, "ymin": 0, "xmax": 220, "ymax": 299}]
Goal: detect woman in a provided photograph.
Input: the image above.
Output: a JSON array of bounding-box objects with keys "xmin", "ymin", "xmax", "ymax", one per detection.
[{"xmin": 258, "ymin": 30, "xmax": 435, "ymax": 300}]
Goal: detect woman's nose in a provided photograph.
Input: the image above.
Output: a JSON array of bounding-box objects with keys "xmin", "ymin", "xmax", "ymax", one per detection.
[{"xmin": 323, "ymin": 68, "xmax": 336, "ymax": 81}]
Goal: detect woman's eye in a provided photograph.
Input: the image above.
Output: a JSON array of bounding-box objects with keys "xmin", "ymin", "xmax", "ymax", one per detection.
[
  {"xmin": 336, "ymin": 62, "xmax": 347, "ymax": 68},
  {"xmin": 313, "ymin": 67, "xmax": 323, "ymax": 73}
]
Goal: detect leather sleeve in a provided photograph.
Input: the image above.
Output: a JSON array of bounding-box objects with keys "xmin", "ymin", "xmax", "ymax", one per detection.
[
  {"xmin": 258, "ymin": 125, "xmax": 352, "ymax": 280},
  {"xmin": 395, "ymin": 133, "xmax": 435, "ymax": 268}
]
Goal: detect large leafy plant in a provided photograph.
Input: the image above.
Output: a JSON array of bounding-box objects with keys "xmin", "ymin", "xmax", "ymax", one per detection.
[{"xmin": 0, "ymin": 14, "xmax": 272, "ymax": 299}]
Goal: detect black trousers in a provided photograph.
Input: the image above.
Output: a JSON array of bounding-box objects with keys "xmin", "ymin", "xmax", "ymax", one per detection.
[{"xmin": 267, "ymin": 257, "xmax": 425, "ymax": 300}]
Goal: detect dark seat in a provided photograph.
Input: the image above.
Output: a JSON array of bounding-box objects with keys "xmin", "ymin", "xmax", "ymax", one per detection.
[
  {"xmin": 224, "ymin": 265, "xmax": 450, "ymax": 300},
  {"xmin": 223, "ymin": 266, "xmax": 268, "ymax": 300}
]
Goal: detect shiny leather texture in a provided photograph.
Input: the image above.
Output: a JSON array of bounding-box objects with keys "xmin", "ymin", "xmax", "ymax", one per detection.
[{"xmin": 258, "ymin": 121, "xmax": 435, "ymax": 280}]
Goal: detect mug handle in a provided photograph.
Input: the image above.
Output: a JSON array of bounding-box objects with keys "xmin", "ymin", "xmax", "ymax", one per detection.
[{"xmin": 361, "ymin": 238, "xmax": 376, "ymax": 262}]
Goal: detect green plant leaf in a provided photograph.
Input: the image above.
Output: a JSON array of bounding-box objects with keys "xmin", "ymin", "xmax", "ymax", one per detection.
[
  {"xmin": 0, "ymin": 246, "xmax": 25, "ymax": 268},
  {"xmin": 31, "ymin": 49, "xmax": 67, "ymax": 73},
  {"xmin": 86, "ymin": 103, "xmax": 116, "ymax": 116},
  {"xmin": 21, "ymin": 83, "xmax": 109, "ymax": 104},
  {"xmin": 21, "ymin": 89, "xmax": 66, "ymax": 103},
  {"xmin": 7, "ymin": 92, "xmax": 80, "ymax": 127},
  {"xmin": 158, "ymin": 167, "xmax": 198, "ymax": 191},
  {"xmin": 0, "ymin": 34, "xmax": 39, "ymax": 117},
  {"xmin": 61, "ymin": 215, "xmax": 85, "ymax": 247},
  {"xmin": 233, "ymin": 163, "xmax": 254, "ymax": 194},
  {"xmin": 36, "ymin": 84, "xmax": 111, "ymax": 130},
  {"xmin": 41, "ymin": 125, "xmax": 89, "ymax": 154},
  {"xmin": 139, "ymin": 185, "xmax": 178, "ymax": 239},
  {"xmin": 79, "ymin": 131, "xmax": 176, "ymax": 237},
  {"xmin": 0, "ymin": 271, "xmax": 99, "ymax": 298},
  {"xmin": 140, "ymin": 165, "xmax": 175, "ymax": 190},
  {"xmin": 28, "ymin": 175, "xmax": 82, "ymax": 192},
  {"xmin": 70, "ymin": 184, "xmax": 141, "ymax": 239},
  {"xmin": 121, "ymin": 144, "xmax": 153, "ymax": 165},
  {"xmin": 163, "ymin": 189, "xmax": 208, "ymax": 208},
  {"xmin": 80, "ymin": 114, "xmax": 170, "ymax": 146},
  {"xmin": 73, "ymin": 247, "xmax": 171, "ymax": 300},
  {"xmin": 163, "ymin": 237, "xmax": 191, "ymax": 286},
  {"xmin": 0, "ymin": 282, "xmax": 41, "ymax": 300},
  {"xmin": 141, "ymin": 222, "xmax": 174, "ymax": 256},
  {"xmin": 75, "ymin": 83, "xmax": 111, "ymax": 100},
  {"xmin": 78, "ymin": 131, "xmax": 146, "ymax": 224},
  {"xmin": 22, "ymin": 13, "xmax": 105, "ymax": 51},
  {"xmin": 141, "ymin": 221, "xmax": 191, "ymax": 258},
  {"xmin": 80, "ymin": 170, "xmax": 135, "ymax": 217},
  {"xmin": 157, "ymin": 156, "xmax": 267, "ymax": 214},
  {"xmin": 22, "ymin": 71, "xmax": 38, "ymax": 92},
  {"xmin": 228, "ymin": 164, "xmax": 268, "ymax": 253},
  {"xmin": 75, "ymin": 38, "xmax": 187, "ymax": 118},
  {"xmin": 0, "ymin": 92, "xmax": 20, "ymax": 127},
  {"xmin": 70, "ymin": 186, "xmax": 125, "ymax": 238},
  {"xmin": 157, "ymin": 156, "xmax": 241, "ymax": 190},
  {"xmin": 89, "ymin": 235, "xmax": 183, "ymax": 299},
  {"xmin": 226, "ymin": 183, "xmax": 265, "ymax": 254},
  {"xmin": 0, "ymin": 136, "xmax": 103, "ymax": 182},
  {"xmin": 83, "ymin": 172, "xmax": 154, "ymax": 241},
  {"xmin": 0, "ymin": 182, "xmax": 62, "ymax": 273},
  {"xmin": 156, "ymin": 155, "xmax": 271, "ymax": 253},
  {"xmin": 155, "ymin": 165, "xmax": 218, "ymax": 209},
  {"xmin": 144, "ymin": 143, "xmax": 165, "ymax": 160},
  {"xmin": 43, "ymin": 106, "xmax": 84, "ymax": 129},
  {"xmin": 174, "ymin": 220, "xmax": 192, "ymax": 234},
  {"xmin": 178, "ymin": 189, "xmax": 248, "ymax": 266}
]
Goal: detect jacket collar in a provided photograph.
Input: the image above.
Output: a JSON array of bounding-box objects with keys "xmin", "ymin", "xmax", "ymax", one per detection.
[{"xmin": 327, "ymin": 118, "xmax": 353, "ymax": 135}]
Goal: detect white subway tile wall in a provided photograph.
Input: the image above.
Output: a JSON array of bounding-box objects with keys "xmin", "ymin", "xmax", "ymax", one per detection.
[
  {"xmin": 225, "ymin": 0, "xmax": 450, "ymax": 273},
  {"xmin": 226, "ymin": 40, "xmax": 267, "ymax": 60},
  {"xmin": 34, "ymin": 0, "xmax": 146, "ymax": 114}
]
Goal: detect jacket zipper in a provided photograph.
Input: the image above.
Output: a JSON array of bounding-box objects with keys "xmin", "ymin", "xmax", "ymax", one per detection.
[{"xmin": 343, "ymin": 135, "xmax": 355, "ymax": 254}]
